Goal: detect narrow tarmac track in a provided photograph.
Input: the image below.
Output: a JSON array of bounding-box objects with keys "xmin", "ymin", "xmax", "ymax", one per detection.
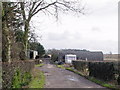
[{"xmin": 38, "ymin": 62, "xmax": 107, "ymax": 88}]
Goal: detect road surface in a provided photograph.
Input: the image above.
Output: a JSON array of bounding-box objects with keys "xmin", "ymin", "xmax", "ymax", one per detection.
[{"xmin": 37, "ymin": 60, "xmax": 107, "ymax": 88}]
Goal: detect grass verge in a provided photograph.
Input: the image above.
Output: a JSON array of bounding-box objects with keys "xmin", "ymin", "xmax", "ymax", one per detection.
[
  {"xmin": 35, "ymin": 64, "xmax": 44, "ymax": 67},
  {"xmin": 57, "ymin": 65, "xmax": 117, "ymax": 89},
  {"xmin": 29, "ymin": 68, "xmax": 45, "ymax": 88},
  {"xmin": 88, "ymin": 77, "xmax": 116, "ymax": 89},
  {"xmin": 57, "ymin": 65, "xmax": 65, "ymax": 69}
]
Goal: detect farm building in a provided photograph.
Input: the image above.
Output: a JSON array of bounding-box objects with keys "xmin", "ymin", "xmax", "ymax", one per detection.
[
  {"xmin": 65, "ymin": 54, "xmax": 77, "ymax": 64},
  {"xmin": 27, "ymin": 50, "xmax": 38, "ymax": 59},
  {"xmin": 58, "ymin": 49, "xmax": 103, "ymax": 63}
]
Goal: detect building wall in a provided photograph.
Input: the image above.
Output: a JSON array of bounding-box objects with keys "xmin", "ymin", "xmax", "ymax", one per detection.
[
  {"xmin": 27, "ymin": 50, "xmax": 38, "ymax": 59},
  {"xmin": 33, "ymin": 51, "xmax": 38, "ymax": 59},
  {"xmin": 65, "ymin": 54, "xmax": 77, "ymax": 63}
]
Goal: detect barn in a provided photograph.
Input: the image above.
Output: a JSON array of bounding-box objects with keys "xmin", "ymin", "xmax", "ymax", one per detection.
[
  {"xmin": 58, "ymin": 49, "xmax": 103, "ymax": 63},
  {"xmin": 27, "ymin": 50, "xmax": 38, "ymax": 59}
]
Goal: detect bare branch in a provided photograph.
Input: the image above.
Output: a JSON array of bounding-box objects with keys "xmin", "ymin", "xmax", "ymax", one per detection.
[
  {"xmin": 32, "ymin": 1, "xmax": 57, "ymax": 17},
  {"xmin": 20, "ymin": 2, "xmax": 26, "ymax": 20},
  {"xmin": 44, "ymin": 8, "xmax": 54, "ymax": 16},
  {"xmin": 28, "ymin": 2, "xmax": 36, "ymax": 16},
  {"xmin": 31, "ymin": 0, "xmax": 44, "ymax": 15},
  {"xmin": 56, "ymin": 1, "xmax": 84, "ymax": 14}
]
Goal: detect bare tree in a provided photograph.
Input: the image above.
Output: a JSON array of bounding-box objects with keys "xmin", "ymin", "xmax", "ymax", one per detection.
[
  {"xmin": 2, "ymin": 2, "xmax": 22, "ymax": 62},
  {"xmin": 20, "ymin": 0, "xmax": 85, "ymax": 59}
]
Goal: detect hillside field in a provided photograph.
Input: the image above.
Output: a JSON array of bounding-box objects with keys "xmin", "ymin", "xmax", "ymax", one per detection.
[{"xmin": 104, "ymin": 54, "xmax": 120, "ymax": 61}]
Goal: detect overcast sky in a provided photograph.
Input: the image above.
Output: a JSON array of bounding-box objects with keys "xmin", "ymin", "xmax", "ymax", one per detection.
[{"xmin": 31, "ymin": 0, "xmax": 119, "ymax": 54}]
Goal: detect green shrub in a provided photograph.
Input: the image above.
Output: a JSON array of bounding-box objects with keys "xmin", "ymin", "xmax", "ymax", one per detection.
[
  {"xmin": 12, "ymin": 69, "xmax": 22, "ymax": 88},
  {"xmin": 51, "ymin": 54, "xmax": 58, "ymax": 62},
  {"xmin": 117, "ymin": 74, "xmax": 120, "ymax": 85},
  {"xmin": 12, "ymin": 69, "xmax": 32, "ymax": 88},
  {"xmin": 21, "ymin": 72, "xmax": 32, "ymax": 86}
]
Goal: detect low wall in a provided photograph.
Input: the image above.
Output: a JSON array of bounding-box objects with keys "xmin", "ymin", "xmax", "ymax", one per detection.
[{"xmin": 2, "ymin": 60, "xmax": 35, "ymax": 88}]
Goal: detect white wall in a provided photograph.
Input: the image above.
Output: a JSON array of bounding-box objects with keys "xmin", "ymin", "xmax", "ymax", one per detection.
[
  {"xmin": 65, "ymin": 54, "xmax": 76, "ymax": 64},
  {"xmin": 33, "ymin": 51, "xmax": 38, "ymax": 59}
]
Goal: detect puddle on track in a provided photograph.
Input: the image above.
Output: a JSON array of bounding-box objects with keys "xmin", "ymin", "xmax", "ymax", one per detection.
[
  {"xmin": 66, "ymin": 75, "xmax": 79, "ymax": 82},
  {"xmin": 47, "ymin": 64, "xmax": 54, "ymax": 68},
  {"xmin": 44, "ymin": 72, "xmax": 51, "ymax": 76}
]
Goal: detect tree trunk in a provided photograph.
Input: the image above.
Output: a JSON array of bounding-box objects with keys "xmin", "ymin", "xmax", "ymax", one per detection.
[
  {"xmin": 22, "ymin": 20, "xmax": 29, "ymax": 60},
  {"xmin": 2, "ymin": 3, "xmax": 11, "ymax": 62},
  {"xmin": 0, "ymin": 2, "xmax": 2, "ymax": 62},
  {"xmin": 2, "ymin": 22, "xmax": 11, "ymax": 62}
]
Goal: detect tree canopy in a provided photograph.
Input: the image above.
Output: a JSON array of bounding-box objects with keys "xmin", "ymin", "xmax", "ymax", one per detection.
[
  {"xmin": 2, "ymin": 1, "xmax": 85, "ymax": 61},
  {"xmin": 29, "ymin": 42, "xmax": 45, "ymax": 57}
]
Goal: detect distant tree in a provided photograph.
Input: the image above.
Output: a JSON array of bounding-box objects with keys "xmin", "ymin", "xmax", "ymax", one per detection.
[
  {"xmin": 29, "ymin": 42, "xmax": 45, "ymax": 57},
  {"xmin": 48, "ymin": 49, "xmax": 59, "ymax": 62},
  {"xmin": 109, "ymin": 51, "xmax": 112, "ymax": 55},
  {"xmin": 37, "ymin": 43, "xmax": 45, "ymax": 57}
]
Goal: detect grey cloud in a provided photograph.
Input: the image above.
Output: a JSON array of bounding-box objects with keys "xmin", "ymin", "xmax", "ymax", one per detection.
[
  {"xmin": 47, "ymin": 31, "xmax": 82, "ymax": 41},
  {"xmin": 91, "ymin": 27, "xmax": 101, "ymax": 32},
  {"xmin": 35, "ymin": 0, "xmax": 118, "ymax": 54}
]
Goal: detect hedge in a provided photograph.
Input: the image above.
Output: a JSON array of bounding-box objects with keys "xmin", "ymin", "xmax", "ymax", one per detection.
[
  {"xmin": 88, "ymin": 62, "xmax": 115, "ymax": 81},
  {"xmin": 2, "ymin": 60, "xmax": 35, "ymax": 88},
  {"xmin": 72, "ymin": 60, "xmax": 120, "ymax": 84},
  {"xmin": 72, "ymin": 60, "xmax": 89, "ymax": 76}
]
